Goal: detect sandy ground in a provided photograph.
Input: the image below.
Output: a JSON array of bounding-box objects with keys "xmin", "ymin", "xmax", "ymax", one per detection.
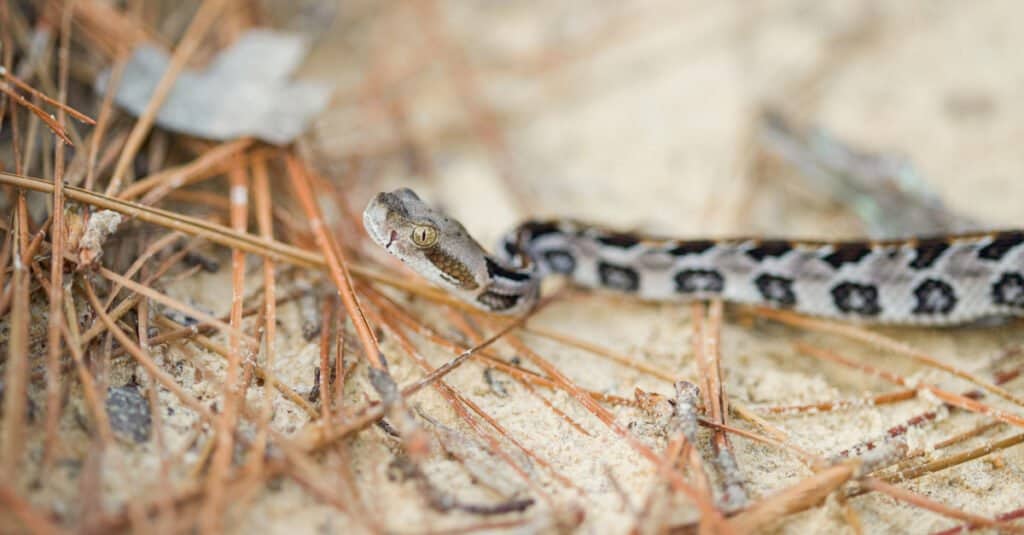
[{"xmin": 12, "ymin": 1, "xmax": 1024, "ymax": 534}]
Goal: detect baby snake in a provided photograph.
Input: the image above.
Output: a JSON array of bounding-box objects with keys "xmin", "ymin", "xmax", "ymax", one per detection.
[{"xmin": 363, "ymin": 188, "xmax": 1024, "ymax": 325}]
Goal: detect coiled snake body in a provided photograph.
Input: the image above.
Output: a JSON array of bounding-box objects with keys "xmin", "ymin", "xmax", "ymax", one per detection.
[{"xmin": 364, "ymin": 188, "xmax": 1024, "ymax": 325}]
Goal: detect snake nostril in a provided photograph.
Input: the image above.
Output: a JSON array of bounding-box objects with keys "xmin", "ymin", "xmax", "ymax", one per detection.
[{"xmin": 387, "ymin": 230, "xmax": 398, "ymax": 248}]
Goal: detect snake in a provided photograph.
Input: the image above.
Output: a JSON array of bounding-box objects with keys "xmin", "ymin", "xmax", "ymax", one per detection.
[{"xmin": 363, "ymin": 188, "xmax": 1024, "ymax": 326}]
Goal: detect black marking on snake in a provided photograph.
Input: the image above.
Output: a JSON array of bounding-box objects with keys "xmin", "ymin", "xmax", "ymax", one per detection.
[
  {"xmin": 596, "ymin": 232, "xmax": 640, "ymax": 248},
  {"xmin": 667, "ymin": 240, "xmax": 716, "ymax": 257},
  {"xmin": 831, "ymin": 281, "xmax": 882, "ymax": 316},
  {"xmin": 674, "ymin": 269, "xmax": 724, "ymax": 294},
  {"xmin": 542, "ymin": 250, "xmax": 576, "ymax": 275},
  {"xmin": 909, "ymin": 238, "xmax": 950, "ymax": 270},
  {"xmin": 598, "ymin": 261, "xmax": 640, "ymax": 292},
  {"xmin": 754, "ymin": 273, "xmax": 796, "ymax": 307},
  {"xmin": 502, "ymin": 239, "xmax": 518, "ymax": 258},
  {"xmin": 821, "ymin": 243, "xmax": 872, "ymax": 270},
  {"xmin": 912, "ymin": 278, "xmax": 957, "ymax": 315},
  {"xmin": 486, "ymin": 257, "xmax": 531, "ymax": 282},
  {"xmin": 519, "ymin": 221, "xmax": 562, "ymax": 240},
  {"xmin": 476, "ymin": 291, "xmax": 521, "ymax": 311},
  {"xmin": 992, "ymin": 272, "xmax": 1024, "ymax": 308},
  {"xmin": 746, "ymin": 241, "xmax": 793, "ymax": 262},
  {"xmin": 978, "ymin": 231, "xmax": 1024, "ymax": 261}
]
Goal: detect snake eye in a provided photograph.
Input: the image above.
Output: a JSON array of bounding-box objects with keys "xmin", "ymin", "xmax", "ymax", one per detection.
[{"xmin": 410, "ymin": 224, "xmax": 439, "ymax": 247}]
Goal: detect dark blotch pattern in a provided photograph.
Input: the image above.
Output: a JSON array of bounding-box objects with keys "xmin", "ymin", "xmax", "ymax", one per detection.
[
  {"xmin": 746, "ymin": 241, "xmax": 793, "ymax": 262},
  {"xmin": 912, "ymin": 278, "xmax": 957, "ymax": 315},
  {"xmin": 831, "ymin": 281, "xmax": 882, "ymax": 316},
  {"xmin": 542, "ymin": 250, "xmax": 576, "ymax": 274},
  {"xmin": 754, "ymin": 273, "xmax": 796, "ymax": 307},
  {"xmin": 667, "ymin": 240, "xmax": 715, "ymax": 257},
  {"xmin": 992, "ymin": 272, "xmax": 1024, "ymax": 308},
  {"xmin": 502, "ymin": 239, "xmax": 518, "ymax": 258},
  {"xmin": 486, "ymin": 257, "xmax": 531, "ymax": 282},
  {"xmin": 978, "ymin": 231, "xmax": 1024, "ymax": 261},
  {"xmin": 518, "ymin": 221, "xmax": 562, "ymax": 239},
  {"xmin": 477, "ymin": 291, "xmax": 521, "ymax": 311},
  {"xmin": 909, "ymin": 239, "xmax": 950, "ymax": 269},
  {"xmin": 598, "ymin": 262, "xmax": 640, "ymax": 292},
  {"xmin": 596, "ymin": 232, "xmax": 640, "ymax": 248},
  {"xmin": 821, "ymin": 243, "xmax": 872, "ymax": 269},
  {"xmin": 674, "ymin": 269, "xmax": 725, "ymax": 294}
]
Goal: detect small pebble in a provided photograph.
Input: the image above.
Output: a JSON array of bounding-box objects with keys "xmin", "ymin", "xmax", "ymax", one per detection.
[{"xmin": 106, "ymin": 386, "xmax": 151, "ymax": 443}]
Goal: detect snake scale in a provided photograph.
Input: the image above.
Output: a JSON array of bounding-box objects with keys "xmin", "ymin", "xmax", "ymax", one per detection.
[{"xmin": 363, "ymin": 188, "xmax": 1024, "ymax": 325}]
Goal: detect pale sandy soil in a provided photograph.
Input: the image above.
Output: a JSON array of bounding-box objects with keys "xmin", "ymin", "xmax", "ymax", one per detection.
[{"xmin": 14, "ymin": 1, "xmax": 1024, "ymax": 534}]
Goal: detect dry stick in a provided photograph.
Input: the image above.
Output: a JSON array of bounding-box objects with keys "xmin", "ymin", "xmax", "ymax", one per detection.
[
  {"xmin": 293, "ymin": 299, "xmax": 545, "ymax": 453},
  {"xmin": 101, "ymin": 231, "xmax": 185, "ymax": 309},
  {"xmin": 370, "ymin": 285, "xmax": 613, "ymax": 434},
  {"xmin": 0, "ymin": 66, "xmax": 94, "ymax": 124},
  {"xmin": 99, "ymin": 313, "xmax": 534, "ymax": 534},
  {"xmin": 85, "ymin": 129, "xmax": 129, "ymax": 190},
  {"xmin": 880, "ymin": 431, "xmax": 1024, "ymax": 486},
  {"xmin": 333, "ymin": 308, "xmax": 348, "ymax": 414},
  {"xmin": 795, "ymin": 342, "xmax": 1024, "ymax": 431},
  {"xmin": 119, "ymin": 137, "xmax": 253, "ymax": 202},
  {"xmin": 0, "ymin": 484, "xmax": 60, "ymax": 535},
  {"xmin": 1, "ymin": 196, "xmax": 31, "ymax": 479},
  {"xmin": 694, "ymin": 301, "xmax": 748, "ymax": 509},
  {"xmin": 369, "ymin": 305, "xmax": 558, "ymax": 506},
  {"xmin": 729, "ymin": 464, "xmax": 858, "ymax": 533},
  {"xmin": 41, "ymin": 2, "xmax": 73, "ymax": 471},
  {"xmin": 934, "ymin": 507, "xmax": 1024, "ymax": 535},
  {"xmin": 84, "ymin": 55, "xmax": 125, "ymax": 190},
  {"xmin": 839, "ymin": 397, "xmax": 1013, "ymax": 465},
  {"xmin": 317, "ymin": 295, "xmax": 335, "ymax": 421},
  {"xmin": 80, "ymin": 238, "xmax": 198, "ymax": 346},
  {"xmin": 106, "ymin": 0, "xmax": 231, "ymax": 195},
  {"xmin": 283, "ymin": 154, "xmax": 384, "ymax": 371},
  {"xmin": 754, "ymin": 306, "xmax": 1024, "ymax": 408},
  {"xmin": 759, "ymin": 388, "xmax": 918, "ymax": 415},
  {"xmin": 522, "ymin": 324, "xmax": 677, "ymax": 382},
  {"xmin": 248, "ymin": 152, "xmax": 277, "ymax": 476},
  {"xmin": 201, "ymin": 161, "xmax": 250, "ymax": 533},
  {"xmin": 0, "ymin": 221, "xmax": 12, "ymax": 316},
  {"xmin": 0, "ymin": 80, "xmax": 73, "ymax": 145},
  {"xmin": 136, "ymin": 297, "xmax": 178, "ymax": 533},
  {"xmin": 859, "ymin": 477, "xmax": 1022, "ymax": 533},
  {"xmin": 96, "ymin": 265, "xmax": 257, "ymax": 346},
  {"xmin": 149, "ymin": 316, "xmax": 316, "ymax": 418},
  {"xmin": 499, "ymin": 332, "xmax": 721, "ymax": 520},
  {"xmin": 697, "ymin": 418, "xmax": 821, "ymax": 465},
  {"xmin": 437, "ymin": 307, "xmax": 583, "ymax": 489},
  {"xmin": 61, "ymin": 288, "xmax": 114, "ymax": 445},
  {"xmin": 444, "ymin": 308, "xmax": 592, "ymax": 438},
  {"xmin": 282, "ymin": 153, "xmax": 435, "ymax": 454},
  {"xmin": 82, "ymin": 279, "xmax": 215, "ymax": 422}
]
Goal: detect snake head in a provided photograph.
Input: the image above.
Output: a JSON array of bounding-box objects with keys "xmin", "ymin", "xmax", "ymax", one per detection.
[{"xmin": 364, "ymin": 188, "xmax": 492, "ymax": 297}]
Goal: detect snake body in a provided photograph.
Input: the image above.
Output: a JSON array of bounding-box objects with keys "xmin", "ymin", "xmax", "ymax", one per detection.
[{"xmin": 363, "ymin": 188, "xmax": 1024, "ymax": 325}]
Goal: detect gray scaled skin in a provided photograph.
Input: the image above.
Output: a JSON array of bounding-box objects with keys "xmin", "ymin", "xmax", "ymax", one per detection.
[{"xmin": 363, "ymin": 188, "xmax": 539, "ymax": 314}]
